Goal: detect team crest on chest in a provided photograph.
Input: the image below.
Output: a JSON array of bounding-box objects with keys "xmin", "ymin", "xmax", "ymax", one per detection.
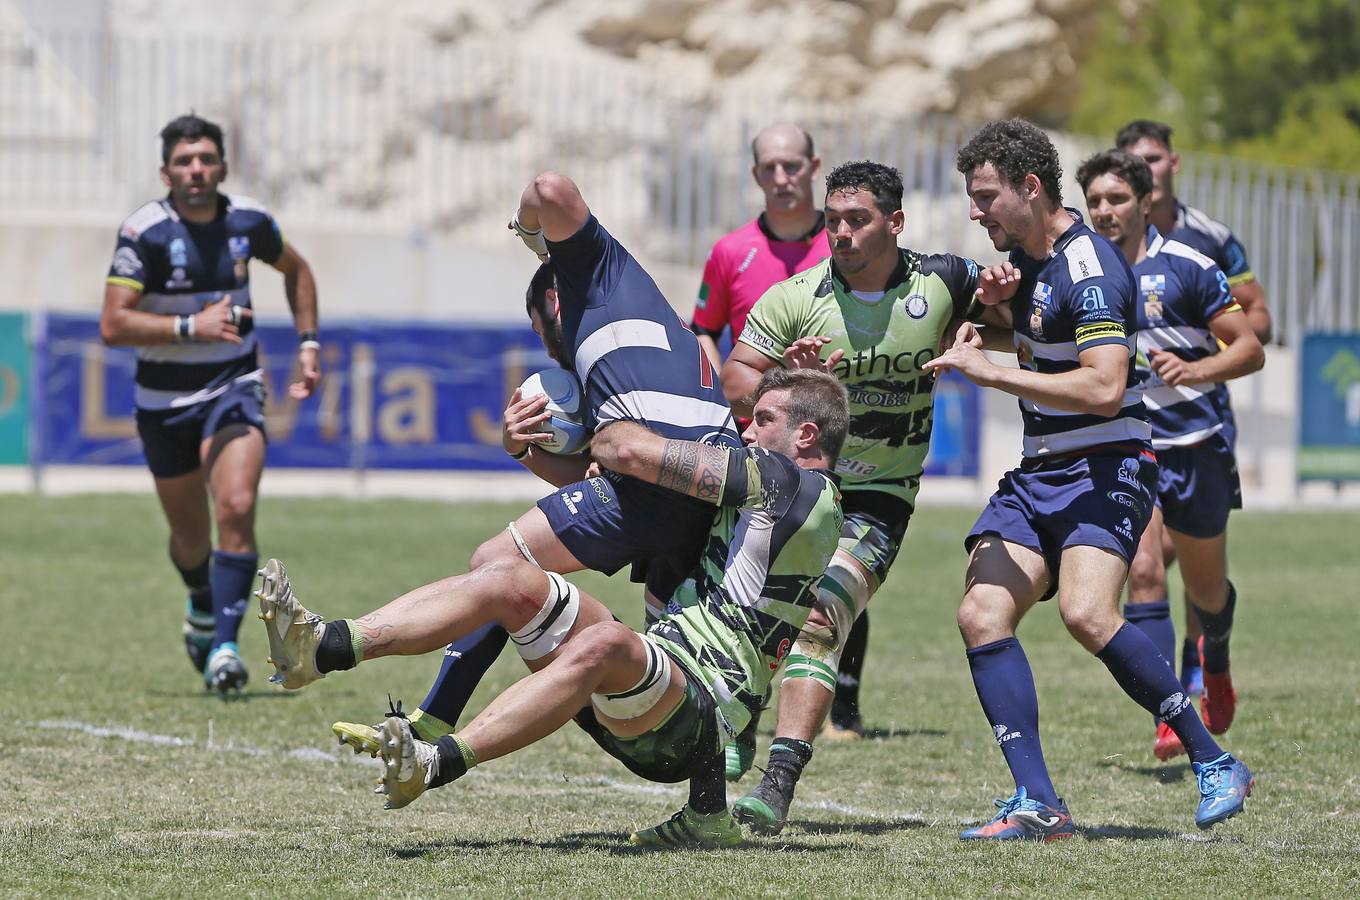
[
  {"xmin": 166, "ymin": 237, "xmax": 192, "ymax": 289},
  {"xmin": 904, "ymin": 293, "xmax": 928, "ymax": 319},
  {"xmin": 1029, "ymin": 282, "xmax": 1052, "ymax": 338},
  {"xmin": 1140, "ymin": 273, "xmax": 1165, "ymax": 321},
  {"xmin": 229, "ymin": 235, "xmax": 251, "ymax": 283}
]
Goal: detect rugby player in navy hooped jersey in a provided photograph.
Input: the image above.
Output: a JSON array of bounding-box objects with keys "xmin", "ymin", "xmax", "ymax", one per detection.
[
  {"xmin": 1077, "ymin": 149, "xmax": 1263, "ymax": 762},
  {"xmin": 100, "ymin": 114, "xmax": 321, "ymax": 697},
  {"xmin": 925, "ymin": 119, "xmax": 1254, "ymax": 840},
  {"xmin": 325, "ymin": 172, "xmax": 743, "ymax": 753},
  {"xmin": 1116, "ymin": 119, "xmax": 1273, "ymax": 700}
]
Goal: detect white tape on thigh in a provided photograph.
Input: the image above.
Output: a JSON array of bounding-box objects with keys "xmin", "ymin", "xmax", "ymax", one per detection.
[
  {"xmin": 506, "ymin": 521, "xmax": 541, "ymax": 568},
  {"xmin": 591, "ymin": 635, "xmax": 672, "ymax": 720},
  {"xmin": 509, "ymin": 571, "xmax": 579, "ymax": 661},
  {"xmin": 785, "ymin": 559, "xmax": 874, "ymax": 691}
]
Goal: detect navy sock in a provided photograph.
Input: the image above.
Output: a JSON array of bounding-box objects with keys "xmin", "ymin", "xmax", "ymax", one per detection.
[
  {"xmin": 1097, "ymin": 623, "xmax": 1224, "ymax": 764},
  {"xmin": 967, "ymin": 637, "xmax": 1059, "ymax": 807},
  {"xmin": 416, "ymin": 622, "xmax": 510, "ymax": 730},
  {"xmin": 175, "ymin": 555, "xmax": 213, "ymax": 616},
  {"xmin": 833, "ymin": 613, "xmax": 869, "ymax": 720},
  {"xmin": 1181, "ymin": 637, "xmax": 1201, "ymax": 678},
  {"xmin": 210, "ymin": 549, "xmax": 257, "ymax": 649},
  {"xmin": 1123, "ymin": 600, "xmax": 1176, "ymax": 672},
  {"xmin": 316, "ymin": 620, "xmax": 357, "ymax": 674},
  {"xmin": 1191, "ymin": 581, "xmax": 1236, "ymax": 675},
  {"xmin": 688, "ymin": 756, "xmax": 728, "ymax": 815}
]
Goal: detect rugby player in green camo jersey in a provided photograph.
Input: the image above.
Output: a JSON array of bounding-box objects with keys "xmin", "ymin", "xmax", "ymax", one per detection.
[
  {"xmin": 720, "ymin": 160, "xmax": 996, "ymax": 835},
  {"xmin": 255, "ymin": 368, "xmax": 846, "ymax": 848}
]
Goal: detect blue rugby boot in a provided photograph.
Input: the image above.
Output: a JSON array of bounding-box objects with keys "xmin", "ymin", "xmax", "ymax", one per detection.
[
  {"xmin": 1193, "ymin": 753, "xmax": 1254, "ymax": 829},
  {"xmin": 183, "ymin": 598, "xmax": 214, "ymax": 674},
  {"xmin": 204, "ymin": 642, "xmax": 248, "ymax": 697},
  {"xmin": 960, "ymin": 786, "xmax": 1074, "ymax": 842}
]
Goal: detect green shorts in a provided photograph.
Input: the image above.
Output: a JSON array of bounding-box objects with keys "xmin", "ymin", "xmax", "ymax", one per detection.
[
  {"xmin": 837, "ymin": 489, "xmax": 912, "ymax": 586},
  {"xmin": 572, "ymin": 656, "xmax": 723, "ymax": 784}
]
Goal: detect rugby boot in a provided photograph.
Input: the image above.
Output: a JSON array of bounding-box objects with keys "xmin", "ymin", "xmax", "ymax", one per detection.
[
  {"xmin": 732, "ymin": 767, "xmax": 797, "ymax": 836},
  {"xmin": 960, "ymin": 786, "xmax": 1074, "ymax": 842},
  {"xmin": 254, "ymin": 559, "xmax": 325, "ymax": 689},
  {"xmin": 1198, "ymin": 637, "xmax": 1236, "ymax": 735},
  {"xmin": 335, "ymin": 698, "xmax": 427, "ymax": 757},
  {"xmin": 823, "ymin": 692, "xmax": 865, "ymax": 742},
  {"xmin": 1194, "ymin": 753, "xmax": 1254, "ymax": 829},
  {"xmin": 204, "ymin": 642, "xmax": 248, "ymax": 697},
  {"xmin": 376, "ymin": 714, "xmax": 439, "ymax": 810},
  {"xmin": 629, "ymin": 806, "xmax": 742, "ymax": 849},
  {"xmin": 183, "ymin": 598, "xmax": 215, "ymax": 674},
  {"xmin": 1153, "ymin": 721, "xmax": 1186, "ymax": 761}
]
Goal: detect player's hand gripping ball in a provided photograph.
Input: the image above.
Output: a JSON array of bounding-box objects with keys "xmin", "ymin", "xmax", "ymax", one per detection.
[{"xmin": 518, "ymin": 368, "xmax": 592, "ymax": 454}]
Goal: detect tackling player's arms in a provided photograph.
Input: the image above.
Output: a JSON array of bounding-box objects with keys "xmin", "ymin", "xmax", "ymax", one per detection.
[
  {"xmin": 590, "ymin": 422, "xmax": 728, "ymax": 505},
  {"xmin": 925, "ymin": 341, "xmax": 1129, "ymax": 418}
]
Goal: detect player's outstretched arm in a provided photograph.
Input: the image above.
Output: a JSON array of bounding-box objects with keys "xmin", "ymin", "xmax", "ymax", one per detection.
[
  {"xmin": 514, "ymin": 172, "xmax": 591, "ymax": 246},
  {"xmin": 591, "ymin": 421, "xmax": 728, "ymax": 505},
  {"xmin": 269, "ymin": 242, "xmax": 321, "ymax": 399}
]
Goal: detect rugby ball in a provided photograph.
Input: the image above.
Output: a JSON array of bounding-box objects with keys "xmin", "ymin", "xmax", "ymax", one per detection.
[{"xmin": 519, "ymin": 368, "xmax": 592, "ymax": 455}]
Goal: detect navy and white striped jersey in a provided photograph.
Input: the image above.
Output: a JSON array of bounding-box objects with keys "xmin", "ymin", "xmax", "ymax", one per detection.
[
  {"xmin": 547, "ymin": 215, "xmax": 740, "ymax": 448},
  {"xmin": 1133, "ymin": 228, "xmax": 1238, "ymax": 449},
  {"xmin": 107, "ymin": 194, "xmax": 285, "ymax": 411},
  {"xmin": 1008, "ymin": 211, "xmax": 1151, "ymax": 458},
  {"xmin": 1169, "ymin": 201, "xmax": 1255, "ymax": 289}
]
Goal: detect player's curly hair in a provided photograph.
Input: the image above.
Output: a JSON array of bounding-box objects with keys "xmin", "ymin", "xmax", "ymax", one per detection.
[
  {"xmin": 159, "ymin": 114, "xmax": 225, "ymax": 164},
  {"xmin": 825, "ymin": 161, "xmax": 903, "ymax": 214},
  {"xmin": 1075, "ymin": 149, "xmax": 1154, "ymax": 199},
  {"xmin": 955, "ymin": 119, "xmax": 1063, "ymax": 206}
]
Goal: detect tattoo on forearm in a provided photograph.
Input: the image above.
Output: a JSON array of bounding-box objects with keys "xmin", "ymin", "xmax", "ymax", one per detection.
[{"xmin": 659, "ymin": 440, "xmax": 725, "ymax": 503}]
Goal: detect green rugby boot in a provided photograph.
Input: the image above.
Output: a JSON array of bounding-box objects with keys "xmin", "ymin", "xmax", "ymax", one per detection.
[
  {"xmin": 733, "ymin": 771, "xmax": 795, "ymax": 836},
  {"xmin": 629, "ymin": 806, "xmax": 742, "ymax": 849}
]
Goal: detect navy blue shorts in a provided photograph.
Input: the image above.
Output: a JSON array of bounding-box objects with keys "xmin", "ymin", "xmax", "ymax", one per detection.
[
  {"xmin": 135, "ymin": 378, "xmax": 267, "ymax": 479},
  {"xmin": 1156, "ymin": 435, "xmax": 1240, "ymax": 539},
  {"xmin": 536, "ymin": 471, "xmax": 716, "ymax": 601},
  {"xmin": 966, "ymin": 448, "xmax": 1158, "ymax": 600}
]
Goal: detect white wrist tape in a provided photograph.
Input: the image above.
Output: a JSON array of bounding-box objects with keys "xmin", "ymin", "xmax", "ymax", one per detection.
[{"xmin": 510, "ymin": 216, "xmax": 549, "ymax": 260}]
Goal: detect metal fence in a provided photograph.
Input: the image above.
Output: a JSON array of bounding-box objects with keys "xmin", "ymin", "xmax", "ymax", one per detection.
[{"xmin": 2, "ymin": 26, "xmax": 1358, "ymax": 345}]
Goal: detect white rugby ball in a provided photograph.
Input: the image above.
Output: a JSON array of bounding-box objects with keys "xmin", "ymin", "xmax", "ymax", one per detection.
[{"xmin": 519, "ymin": 368, "xmax": 592, "ymax": 455}]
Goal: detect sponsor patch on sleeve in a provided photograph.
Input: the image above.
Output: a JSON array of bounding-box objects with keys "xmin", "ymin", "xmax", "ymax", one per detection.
[
  {"xmin": 1066, "ymin": 234, "xmax": 1105, "ymax": 283},
  {"xmin": 1075, "ymin": 321, "xmax": 1126, "ymax": 346},
  {"xmin": 738, "ymin": 324, "xmax": 779, "ymax": 356}
]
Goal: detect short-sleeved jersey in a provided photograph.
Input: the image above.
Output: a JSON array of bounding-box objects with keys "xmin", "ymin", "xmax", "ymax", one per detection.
[
  {"xmin": 738, "ymin": 250, "xmax": 978, "ymax": 506},
  {"xmin": 648, "ymin": 446, "xmax": 842, "ymax": 740},
  {"xmin": 546, "ymin": 215, "xmax": 739, "ymax": 450},
  {"xmin": 693, "ymin": 214, "xmax": 830, "ymax": 344},
  {"xmin": 1008, "ymin": 211, "xmax": 1151, "ymax": 457},
  {"xmin": 1169, "ymin": 201, "xmax": 1255, "ymax": 289},
  {"xmin": 1133, "ymin": 228, "xmax": 1239, "ymax": 449},
  {"xmin": 107, "ymin": 194, "xmax": 285, "ymax": 411}
]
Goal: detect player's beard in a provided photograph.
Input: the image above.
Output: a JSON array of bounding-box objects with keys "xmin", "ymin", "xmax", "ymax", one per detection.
[{"xmin": 541, "ymin": 316, "xmax": 570, "ymax": 369}]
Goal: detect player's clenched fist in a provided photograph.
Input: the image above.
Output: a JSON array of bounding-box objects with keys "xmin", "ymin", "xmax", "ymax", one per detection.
[{"xmin": 195, "ymin": 293, "xmax": 253, "ymax": 343}]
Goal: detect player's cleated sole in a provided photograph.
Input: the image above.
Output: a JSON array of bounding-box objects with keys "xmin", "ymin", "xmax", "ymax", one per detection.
[
  {"xmin": 629, "ymin": 806, "xmax": 742, "ymax": 849},
  {"xmin": 732, "ymin": 795, "xmax": 786, "ymax": 836},
  {"xmin": 254, "ymin": 558, "xmax": 325, "ymax": 690},
  {"xmin": 333, "ymin": 721, "xmax": 382, "ymax": 757},
  {"xmin": 1153, "ymin": 721, "xmax": 1186, "ymax": 761},
  {"xmin": 204, "ymin": 642, "xmax": 248, "ymax": 698},
  {"xmin": 376, "ymin": 715, "xmax": 437, "ymax": 810},
  {"xmin": 724, "ymin": 738, "xmax": 755, "ymax": 782}
]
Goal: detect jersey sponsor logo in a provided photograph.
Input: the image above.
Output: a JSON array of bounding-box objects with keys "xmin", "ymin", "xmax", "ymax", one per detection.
[
  {"xmin": 589, "ymin": 478, "xmax": 612, "ymax": 505},
  {"xmin": 770, "ymin": 637, "xmax": 791, "ymax": 671},
  {"xmin": 846, "ymin": 378, "xmax": 930, "ymax": 408},
  {"xmin": 169, "ymin": 238, "xmax": 188, "ymax": 268},
  {"xmin": 1115, "ymin": 516, "xmax": 1134, "ymax": 540},
  {"xmin": 1033, "ymin": 282, "xmax": 1053, "ymax": 305},
  {"xmin": 904, "ymin": 293, "xmax": 929, "ymax": 319},
  {"xmin": 1140, "ymin": 273, "xmax": 1166, "ymax": 294},
  {"xmin": 1080, "ymin": 285, "xmax": 1107, "ymax": 311},
  {"xmin": 834, "ymin": 457, "xmax": 878, "ymax": 476},
  {"xmin": 1117, "ymin": 456, "xmax": 1142, "ymax": 488},
  {"xmin": 112, "ymin": 247, "xmax": 141, "ymax": 277},
  {"xmin": 700, "ymin": 429, "xmax": 742, "ymax": 450},
  {"xmin": 739, "ymin": 324, "xmax": 778, "ymax": 354},
  {"xmin": 560, "ymin": 489, "xmax": 585, "ymax": 515},
  {"xmin": 1066, "ymin": 234, "xmax": 1105, "ymax": 282},
  {"xmin": 992, "ymin": 723, "xmax": 1021, "ymax": 744},
  {"xmin": 736, "ymin": 247, "xmax": 758, "ymax": 275},
  {"xmin": 1158, "ymin": 691, "xmax": 1190, "ymax": 720},
  {"xmin": 831, "ymin": 346, "xmax": 937, "ymax": 380}
]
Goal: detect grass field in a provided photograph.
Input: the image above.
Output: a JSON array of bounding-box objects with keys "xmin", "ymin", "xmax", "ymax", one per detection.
[{"xmin": 2, "ymin": 492, "xmax": 1358, "ymax": 897}]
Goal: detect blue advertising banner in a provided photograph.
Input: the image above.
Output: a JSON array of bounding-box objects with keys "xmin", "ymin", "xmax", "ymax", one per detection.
[
  {"xmin": 1299, "ymin": 332, "xmax": 1360, "ymax": 480},
  {"xmin": 0, "ymin": 312, "xmax": 28, "ymax": 464},
  {"xmin": 38, "ymin": 313, "xmax": 979, "ymax": 476}
]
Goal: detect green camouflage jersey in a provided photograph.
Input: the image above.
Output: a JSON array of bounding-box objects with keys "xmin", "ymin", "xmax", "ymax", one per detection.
[
  {"xmin": 739, "ymin": 250, "xmax": 979, "ymax": 506},
  {"xmin": 648, "ymin": 446, "xmax": 842, "ymax": 746}
]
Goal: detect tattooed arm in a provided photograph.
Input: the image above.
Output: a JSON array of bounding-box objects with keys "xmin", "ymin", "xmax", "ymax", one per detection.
[{"xmin": 589, "ymin": 421, "xmax": 731, "ymax": 505}]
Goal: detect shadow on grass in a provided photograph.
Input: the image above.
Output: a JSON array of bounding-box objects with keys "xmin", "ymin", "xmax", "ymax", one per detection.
[
  {"xmin": 857, "ymin": 727, "xmax": 948, "ymax": 740},
  {"xmin": 386, "ymin": 831, "xmax": 865, "ymax": 857},
  {"xmin": 1077, "ymin": 823, "xmax": 1189, "ymax": 841},
  {"xmin": 1105, "ymin": 759, "xmax": 1193, "ymax": 784},
  {"xmin": 784, "ymin": 817, "xmax": 930, "ymax": 836},
  {"xmin": 142, "ymin": 688, "xmax": 300, "ymax": 702}
]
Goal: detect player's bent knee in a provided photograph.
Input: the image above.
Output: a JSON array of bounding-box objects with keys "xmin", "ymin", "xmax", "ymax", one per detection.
[
  {"xmin": 784, "ymin": 623, "xmax": 839, "ymax": 695},
  {"xmin": 590, "ymin": 635, "xmax": 672, "ymax": 720},
  {"xmin": 213, "ymin": 487, "xmax": 256, "ymax": 529},
  {"xmin": 508, "ymin": 570, "xmax": 579, "ymax": 661}
]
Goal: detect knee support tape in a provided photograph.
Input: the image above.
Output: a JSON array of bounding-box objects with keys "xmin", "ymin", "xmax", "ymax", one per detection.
[
  {"xmin": 784, "ymin": 559, "xmax": 873, "ymax": 692},
  {"xmin": 509, "ymin": 571, "xmax": 579, "ymax": 661},
  {"xmin": 591, "ymin": 635, "xmax": 673, "ymax": 720},
  {"xmin": 506, "ymin": 521, "xmax": 541, "ymax": 568}
]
